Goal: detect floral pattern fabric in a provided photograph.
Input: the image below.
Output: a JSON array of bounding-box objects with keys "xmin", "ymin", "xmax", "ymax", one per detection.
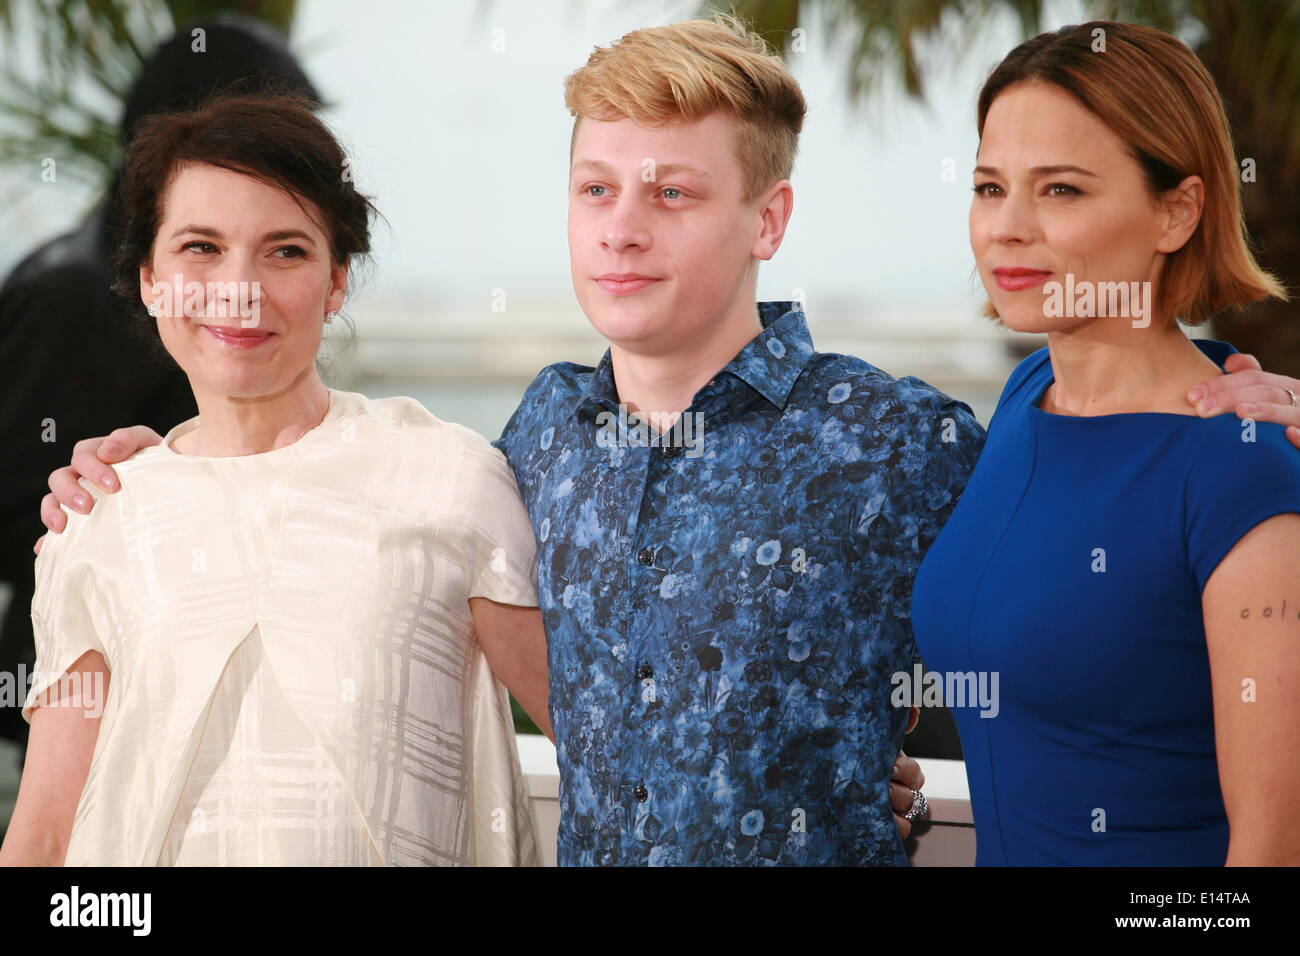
[{"xmin": 493, "ymin": 302, "xmax": 984, "ymax": 865}]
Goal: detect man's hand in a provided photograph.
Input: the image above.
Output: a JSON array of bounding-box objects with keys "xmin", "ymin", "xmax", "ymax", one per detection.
[
  {"xmin": 34, "ymin": 426, "xmax": 163, "ymax": 555},
  {"xmin": 890, "ymin": 707, "xmax": 926, "ymax": 839},
  {"xmin": 1188, "ymin": 353, "xmax": 1300, "ymax": 449}
]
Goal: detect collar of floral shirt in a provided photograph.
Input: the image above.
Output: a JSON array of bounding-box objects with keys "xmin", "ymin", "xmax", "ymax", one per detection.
[{"xmin": 573, "ymin": 300, "xmax": 817, "ymax": 422}]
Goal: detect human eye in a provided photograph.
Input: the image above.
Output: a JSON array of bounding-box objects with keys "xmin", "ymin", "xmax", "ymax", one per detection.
[
  {"xmin": 972, "ymin": 182, "xmax": 1003, "ymax": 198},
  {"xmin": 272, "ymin": 245, "xmax": 307, "ymax": 259},
  {"xmin": 182, "ymin": 240, "xmax": 218, "ymax": 254},
  {"xmin": 583, "ymin": 184, "xmax": 609, "ymax": 198},
  {"xmin": 1045, "ymin": 182, "xmax": 1083, "ymax": 197}
]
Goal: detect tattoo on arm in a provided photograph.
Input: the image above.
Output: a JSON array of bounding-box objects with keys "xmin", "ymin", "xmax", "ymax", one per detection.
[{"xmin": 1239, "ymin": 598, "xmax": 1300, "ymax": 621}]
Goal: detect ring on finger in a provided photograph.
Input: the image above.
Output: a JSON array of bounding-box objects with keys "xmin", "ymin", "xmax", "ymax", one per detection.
[{"xmin": 903, "ymin": 789, "xmax": 929, "ymax": 822}]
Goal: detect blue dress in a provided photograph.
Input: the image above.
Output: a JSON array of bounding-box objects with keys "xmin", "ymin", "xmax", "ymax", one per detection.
[{"xmin": 911, "ymin": 338, "xmax": 1300, "ymax": 865}]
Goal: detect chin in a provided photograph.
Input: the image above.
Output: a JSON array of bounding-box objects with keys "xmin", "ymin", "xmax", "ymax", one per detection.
[
  {"xmin": 995, "ymin": 308, "xmax": 1053, "ymax": 334},
  {"xmin": 991, "ymin": 301, "xmax": 1073, "ymax": 335},
  {"xmin": 582, "ymin": 297, "xmax": 669, "ymax": 348},
  {"xmin": 193, "ymin": 365, "xmax": 291, "ymax": 400}
]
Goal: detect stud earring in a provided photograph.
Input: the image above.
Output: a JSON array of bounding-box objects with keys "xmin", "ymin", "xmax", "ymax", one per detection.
[{"xmin": 325, "ymin": 311, "xmax": 337, "ymax": 325}]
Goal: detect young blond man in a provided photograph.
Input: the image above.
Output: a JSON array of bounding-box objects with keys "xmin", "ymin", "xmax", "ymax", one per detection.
[
  {"xmin": 39, "ymin": 15, "xmax": 1300, "ymax": 865},
  {"xmin": 491, "ymin": 15, "xmax": 973, "ymax": 865}
]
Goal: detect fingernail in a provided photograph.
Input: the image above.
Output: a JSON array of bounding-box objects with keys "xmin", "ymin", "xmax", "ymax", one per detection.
[
  {"xmin": 1240, "ymin": 403, "xmax": 1259, "ymax": 415},
  {"xmin": 74, "ymin": 494, "xmax": 89, "ymax": 511},
  {"xmin": 102, "ymin": 441, "xmax": 120, "ymax": 457},
  {"xmin": 1188, "ymin": 386, "xmax": 1205, "ymax": 401},
  {"xmin": 101, "ymin": 473, "xmax": 117, "ymax": 491},
  {"xmin": 1197, "ymin": 400, "xmax": 1215, "ymax": 415}
]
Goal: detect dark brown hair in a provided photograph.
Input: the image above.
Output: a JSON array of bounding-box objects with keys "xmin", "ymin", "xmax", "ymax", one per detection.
[
  {"xmin": 110, "ymin": 90, "xmax": 378, "ymax": 347},
  {"xmin": 976, "ymin": 21, "xmax": 1285, "ymax": 325}
]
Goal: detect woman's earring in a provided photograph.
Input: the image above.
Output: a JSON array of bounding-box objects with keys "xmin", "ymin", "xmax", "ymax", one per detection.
[{"xmin": 325, "ymin": 311, "xmax": 337, "ymax": 325}]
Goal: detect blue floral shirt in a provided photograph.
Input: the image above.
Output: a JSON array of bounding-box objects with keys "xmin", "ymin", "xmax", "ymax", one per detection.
[{"xmin": 493, "ymin": 302, "xmax": 984, "ymax": 865}]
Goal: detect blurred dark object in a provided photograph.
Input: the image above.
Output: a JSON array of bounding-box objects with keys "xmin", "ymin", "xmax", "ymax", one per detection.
[
  {"xmin": 511, "ymin": 696, "xmax": 542, "ymax": 736},
  {"xmin": 906, "ymin": 699, "xmax": 964, "ymax": 762},
  {"xmin": 0, "ymin": 1, "xmax": 300, "ymax": 185}
]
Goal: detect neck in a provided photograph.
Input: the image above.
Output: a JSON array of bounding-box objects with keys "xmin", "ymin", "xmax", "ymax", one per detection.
[
  {"xmin": 178, "ymin": 370, "xmax": 330, "ymax": 456},
  {"xmin": 1042, "ymin": 316, "xmax": 1223, "ymax": 417},
  {"xmin": 609, "ymin": 292, "xmax": 763, "ymax": 429}
]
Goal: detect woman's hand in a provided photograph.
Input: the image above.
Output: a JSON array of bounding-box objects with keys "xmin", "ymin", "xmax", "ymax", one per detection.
[
  {"xmin": 1188, "ymin": 353, "xmax": 1300, "ymax": 449},
  {"xmin": 35, "ymin": 426, "xmax": 164, "ymax": 555}
]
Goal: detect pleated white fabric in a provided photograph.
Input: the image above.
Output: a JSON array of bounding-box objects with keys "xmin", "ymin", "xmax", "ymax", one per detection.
[{"xmin": 23, "ymin": 388, "xmax": 540, "ymax": 867}]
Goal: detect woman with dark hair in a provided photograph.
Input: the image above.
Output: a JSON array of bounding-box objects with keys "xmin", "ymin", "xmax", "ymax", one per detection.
[
  {"xmin": 912, "ymin": 21, "xmax": 1300, "ymax": 865},
  {"xmin": 0, "ymin": 93, "xmax": 547, "ymax": 866},
  {"xmin": 0, "ymin": 13, "xmax": 318, "ymax": 761}
]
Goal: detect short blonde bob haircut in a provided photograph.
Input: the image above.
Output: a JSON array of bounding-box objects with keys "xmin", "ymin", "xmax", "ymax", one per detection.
[
  {"xmin": 977, "ymin": 20, "xmax": 1286, "ymax": 325},
  {"xmin": 563, "ymin": 13, "xmax": 807, "ymax": 203}
]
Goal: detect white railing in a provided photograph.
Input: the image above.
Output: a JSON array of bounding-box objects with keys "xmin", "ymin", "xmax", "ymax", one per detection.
[{"xmin": 515, "ymin": 734, "xmax": 975, "ymax": 867}]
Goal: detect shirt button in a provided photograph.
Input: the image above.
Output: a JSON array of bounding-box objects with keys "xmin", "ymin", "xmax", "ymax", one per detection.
[
  {"xmin": 633, "ymin": 784, "xmax": 648, "ymax": 802},
  {"xmin": 636, "ymin": 664, "xmax": 653, "ymax": 680},
  {"xmin": 637, "ymin": 547, "xmax": 655, "ymax": 566},
  {"xmin": 660, "ymin": 444, "xmax": 682, "ymax": 458}
]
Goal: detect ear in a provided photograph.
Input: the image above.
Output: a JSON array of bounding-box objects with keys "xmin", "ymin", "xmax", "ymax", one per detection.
[
  {"xmin": 139, "ymin": 259, "xmax": 161, "ymax": 315},
  {"xmin": 1155, "ymin": 175, "xmax": 1204, "ymax": 255},
  {"xmin": 751, "ymin": 179, "xmax": 794, "ymax": 262},
  {"xmin": 326, "ymin": 259, "xmax": 349, "ymax": 314}
]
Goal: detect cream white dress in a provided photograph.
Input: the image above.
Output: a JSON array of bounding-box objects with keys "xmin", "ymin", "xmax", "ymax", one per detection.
[{"xmin": 23, "ymin": 388, "xmax": 540, "ymax": 866}]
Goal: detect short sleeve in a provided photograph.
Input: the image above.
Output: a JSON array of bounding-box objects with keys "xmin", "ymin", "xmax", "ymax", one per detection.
[
  {"xmin": 455, "ymin": 432, "xmax": 539, "ymax": 607},
  {"xmin": 491, "ymin": 362, "xmax": 572, "ymax": 496},
  {"xmin": 850, "ymin": 381, "xmax": 985, "ymax": 651},
  {"xmin": 1185, "ymin": 420, "xmax": 1300, "ymax": 592},
  {"xmin": 22, "ymin": 487, "xmax": 111, "ymax": 723},
  {"xmin": 883, "ymin": 383, "xmax": 987, "ymax": 559}
]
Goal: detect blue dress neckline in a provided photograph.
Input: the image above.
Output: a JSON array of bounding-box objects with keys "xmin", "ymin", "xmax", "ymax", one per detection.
[{"xmin": 1028, "ymin": 338, "xmax": 1234, "ymax": 422}]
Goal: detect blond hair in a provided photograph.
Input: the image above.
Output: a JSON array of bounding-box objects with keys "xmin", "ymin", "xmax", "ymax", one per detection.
[
  {"xmin": 563, "ymin": 13, "xmax": 806, "ymax": 202},
  {"xmin": 977, "ymin": 21, "xmax": 1287, "ymax": 325}
]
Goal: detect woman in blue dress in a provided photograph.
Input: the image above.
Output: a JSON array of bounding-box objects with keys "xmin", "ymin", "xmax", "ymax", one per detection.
[{"xmin": 911, "ymin": 21, "xmax": 1300, "ymax": 865}]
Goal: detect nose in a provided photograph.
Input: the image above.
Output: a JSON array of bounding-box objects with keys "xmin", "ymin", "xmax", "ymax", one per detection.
[
  {"xmin": 987, "ymin": 190, "xmax": 1037, "ymax": 245},
  {"xmin": 202, "ymin": 253, "xmax": 263, "ymax": 323},
  {"xmin": 601, "ymin": 195, "xmax": 652, "ymax": 256}
]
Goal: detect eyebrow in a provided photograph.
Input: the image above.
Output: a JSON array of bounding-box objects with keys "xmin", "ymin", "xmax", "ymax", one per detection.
[
  {"xmin": 974, "ymin": 164, "xmax": 1100, "ymax": 178},
  {"xmin": 571, "ymin": 158, "xmax": 712, "ymax": 179},
  {"xmin": 168, "ymin": 225, "xmax": 318, "ymax": 243}
]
